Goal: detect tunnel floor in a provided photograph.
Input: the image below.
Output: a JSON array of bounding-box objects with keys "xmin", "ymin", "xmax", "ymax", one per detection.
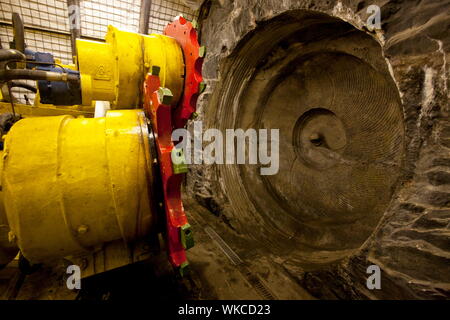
[{"xmin": 0, "ymin": 200, "xmax": 313, "ymax": 300}]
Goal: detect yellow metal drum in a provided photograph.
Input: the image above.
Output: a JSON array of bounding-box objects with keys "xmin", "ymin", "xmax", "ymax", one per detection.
[
  {"xmin": 77, "ymin": 26, "xmax": 184, "ymax": 108},
  {"xmin": 0, "ymin": 110, "xmax": 157, "ymax": 263}
]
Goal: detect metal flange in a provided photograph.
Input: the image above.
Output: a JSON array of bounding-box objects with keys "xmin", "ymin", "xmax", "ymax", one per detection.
[
  {"xmin": 143, "ymin": 70, "xmax": 192, "ymax": 273},
  {"xmin": 163, "ymin": 15, "xmax": 205, "ymax": 129}
]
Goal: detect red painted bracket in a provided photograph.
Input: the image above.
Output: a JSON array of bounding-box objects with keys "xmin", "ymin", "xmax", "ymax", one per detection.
[
  {"xmin": 140, "ymin": 16, "xmax": 202, "ymax": 273},
  {"xmin": 144, "ymin": 73, "xmax": 189, "ymax": 268}
]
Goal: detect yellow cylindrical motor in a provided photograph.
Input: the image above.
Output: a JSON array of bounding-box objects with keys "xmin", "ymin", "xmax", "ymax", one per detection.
[
  {"xmin": 77, "ymin": 26, "xmax": 185, "ymax": 108},
  {"xmin": 0, "ymin": 110, "xmax": 159, "ymax": 263}
]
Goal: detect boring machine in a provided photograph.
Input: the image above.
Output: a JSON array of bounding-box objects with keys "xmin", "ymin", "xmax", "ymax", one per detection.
[{"xmin": 0, "ymin": 15, "xmax": 203, "ymax": 277}]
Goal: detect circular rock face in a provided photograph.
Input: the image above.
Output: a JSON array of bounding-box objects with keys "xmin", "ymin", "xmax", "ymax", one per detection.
[{"xmin": 210, "ymin": 11, "xmax": 405, "ymax": 269}]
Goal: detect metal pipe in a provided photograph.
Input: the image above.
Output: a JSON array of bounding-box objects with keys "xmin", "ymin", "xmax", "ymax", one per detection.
[
  {"xmin": 0, "ymin": 49, "xmax": 26, "ymax": 62},
  {"xmin": 8, "ymin": 81, "xmax": 37, "ymax": 93},
  {"xmin": 138, "ymin": 0, "xmax": 152, "ymax": 34},
  {"xmin": 0, "ymin": 69, "xmax": 79, "ymax": 82},
  {"xmin": 11, "ymin": 13, "xmax": 25, "ymax": 54},
  {"xmin": 67, "ymin": 0, "xmax": 81, "ymax": 58}
]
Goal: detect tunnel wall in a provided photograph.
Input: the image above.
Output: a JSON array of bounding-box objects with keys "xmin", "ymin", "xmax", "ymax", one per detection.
[{"xmin": 189, "ymin": 0, "xmax": 450, "ymax": 299}]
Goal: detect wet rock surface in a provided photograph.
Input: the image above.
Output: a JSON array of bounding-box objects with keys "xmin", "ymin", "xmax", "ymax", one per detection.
[{"xmin": 189, "ymin": 0, "xmax": 450, "ymax": 299}]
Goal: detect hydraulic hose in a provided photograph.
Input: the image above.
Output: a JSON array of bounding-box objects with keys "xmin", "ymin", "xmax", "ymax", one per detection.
[
  {"xmin": 0, "ymin": 49, "xmax": 26, "ymax": 62},
  {"xmin": 8, "ymin": 81, "xmax": 37, "ymax": 93},
  {"xmin": 0, "ymin": 69, "xmax": 79, "ymax": 83}
]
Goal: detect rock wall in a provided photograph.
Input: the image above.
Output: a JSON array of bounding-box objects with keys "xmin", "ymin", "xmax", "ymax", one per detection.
[{"xmin": 189, "ymin": 0, "xmax": 450, "ymax": 299}]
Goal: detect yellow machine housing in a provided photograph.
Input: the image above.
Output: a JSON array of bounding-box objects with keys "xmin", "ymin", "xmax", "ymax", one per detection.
[
  {"xmin": 0, "ymin": 110, "xmax": 159, "ymax": 264},
  {"xmin": 77, "ymin": 26, "xmax": 184, "ymax": 108},
  {"xmin": 0, "ymin": 24, "xmax": 187, "ymax": 276}
]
